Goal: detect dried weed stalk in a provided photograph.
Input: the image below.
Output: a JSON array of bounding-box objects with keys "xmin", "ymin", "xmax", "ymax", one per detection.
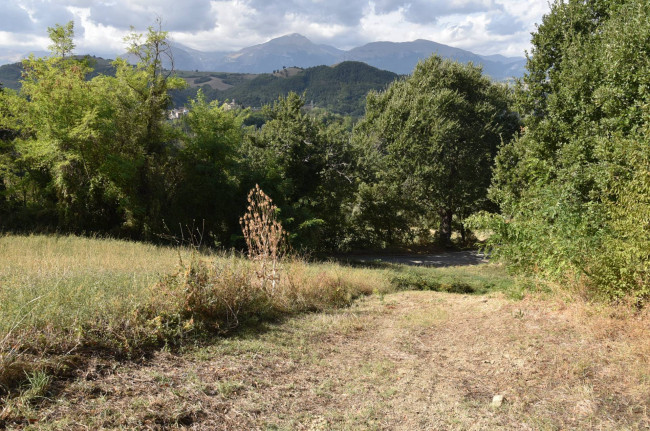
[{"xmin": 240, "ymin": 185, "xmax": 287, "ymax": 296}]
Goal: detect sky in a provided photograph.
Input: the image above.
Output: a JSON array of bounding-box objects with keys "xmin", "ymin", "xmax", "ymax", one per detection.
[{"xmin": 0, "ymin": 0, "xmax": 550, "ymax": 65}]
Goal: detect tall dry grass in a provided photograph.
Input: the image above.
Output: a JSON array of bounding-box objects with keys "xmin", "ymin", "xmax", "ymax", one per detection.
[
  {"xmin": 0, "ymin": 234, "xmax": 391, "ymax": 396},
  {"xmin": 0, "ymin": 234, "xmax": 193, "ymax": 394},
  {"xmin": 154, "ymin": 255, "xmax": 392, "ymax": 328},
  {"xmin": 0, "ymin": 235, "xmax": 190, "ymax": 349},
  {"xmin": 0, "ymin": 232, "xmax": 526, "ymax": 401}
]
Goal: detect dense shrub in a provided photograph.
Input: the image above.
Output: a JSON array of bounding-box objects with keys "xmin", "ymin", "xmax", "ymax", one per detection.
[{"xmin": 470, "ymin": 0, "xmax": 650, "ymax": 301}]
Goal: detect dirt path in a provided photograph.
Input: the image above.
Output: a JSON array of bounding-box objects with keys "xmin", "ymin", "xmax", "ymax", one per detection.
[
  {"xmin": 24, "ymin": 291, "xmax": 650, "ymax": 430},
  {"xmin": 341, "ymin": 251, "xmax": 488, "ymax": 267}
]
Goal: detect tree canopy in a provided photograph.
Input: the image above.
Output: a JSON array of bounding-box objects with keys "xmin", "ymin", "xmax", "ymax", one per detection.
[
  {"xmin": 352, "ymin": 56, "xmax": 518, "ymax": 246},
  {"xmin": 471, "ymin": 0, "xmax": 650, "ymax": 300}
]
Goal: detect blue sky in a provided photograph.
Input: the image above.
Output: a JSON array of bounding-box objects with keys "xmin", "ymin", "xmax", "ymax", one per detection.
[{"xmin": 0, "ymin": 0, "xmax": 549, "ymax": 64}]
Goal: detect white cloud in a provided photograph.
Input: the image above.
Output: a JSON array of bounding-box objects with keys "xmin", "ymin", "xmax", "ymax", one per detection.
[
  {"xmin": 0, "ymin": 0, "xmax": 549, "ymax": 64},
  {"xmin": 68, "ymin": 7, "xmax": 131, "ymax": 57}
]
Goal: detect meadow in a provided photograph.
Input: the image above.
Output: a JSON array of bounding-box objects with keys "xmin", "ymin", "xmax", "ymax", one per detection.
[
  {"xmin": 1, "ymin": 235, "xmax": 649, "ymax": 429},
  {"xmin": 0, "ymin": 235, "xmax": 511, "ymax": 402}
]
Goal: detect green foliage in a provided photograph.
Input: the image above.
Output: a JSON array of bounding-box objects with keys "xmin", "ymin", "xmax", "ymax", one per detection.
[
  {"xmin": 0, "ymin": 21, "xmax": 189, "ymax": 238},
  {"xmin": 242, "ymin": 92, "xmax": 357, "ymax": 250},
  {"xmin": 47, "ymin": 21, "xmax": 75, "ymax": 58},
  {"xmin": 351, "ymin": 56, "xmax": 518, "ymax": 246},
  {"xmin": 0, "ymin": 56, "xmax": 117, "ymax": 93},
  {"xmin": 172, "ymin": 91, "xmax": 247, "ymax": 244},
  {"xmin": 476, "ymin": 0, "xmax": 650, "ymax": 301},
  {"xmin": 344, "ymin": 181, "xmax": 414, "ymax": 248},
  {"xmin": 14, "ymin": 50, "xmax": 112, "ymax": 230}
]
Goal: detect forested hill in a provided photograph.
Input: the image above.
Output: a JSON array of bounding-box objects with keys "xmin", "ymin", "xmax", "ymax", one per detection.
[
  {"xmin": 1, "ymin": 59, "xmax": 399, "ymax": 117},
  {"xmin": 0, "ymin": 63, "xmax": 22, "ymax": 91},
  {"xmin": 172, "ymin": 62, "xmax": 399, "ymax": 117}
]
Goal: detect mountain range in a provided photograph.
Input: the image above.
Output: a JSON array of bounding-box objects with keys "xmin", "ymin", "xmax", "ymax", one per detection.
[
  {"xmin": 154, "ymin": 34, "xmax": 525, "ymax": 81},
  {"xmin": 1, "ymin": 34, "xmax": 526, "ymax": 116}
]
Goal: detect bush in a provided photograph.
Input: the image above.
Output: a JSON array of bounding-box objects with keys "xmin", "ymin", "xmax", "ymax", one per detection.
[{"xmin": 477, "ymin": 0, "xmax": 650, "ymax": 303}]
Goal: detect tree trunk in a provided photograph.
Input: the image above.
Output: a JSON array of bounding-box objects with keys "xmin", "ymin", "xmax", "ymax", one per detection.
[
  {"xmin": 0, "ymin": 176, "xmax": 6, "ymax": 211},
  {"xmin": 438, "ymin": 208, "xmax": 453, "ymax": 246},
  {"xmin": 460, "ymin": 222, "xmax": 466, "ymax": 244}
]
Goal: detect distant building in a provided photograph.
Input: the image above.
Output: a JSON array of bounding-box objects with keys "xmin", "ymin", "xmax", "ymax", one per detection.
[
  {"xmin": 222, "ymin": 99, "xmax": 240, "ymax": 111},
  {"xmin": 168, "ymin": 108, "xmax": 189, "ymax": 120}
]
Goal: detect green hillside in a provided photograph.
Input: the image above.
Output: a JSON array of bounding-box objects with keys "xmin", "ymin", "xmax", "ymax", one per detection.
[
  {"xmin": 211, "ymin": 62, "xmax": 399, "ymax": 116},
  {"xmin": 0, "ymin": 62, "xmax": 23, "ymax": 90},
  {"xmin": 2, "ymin": 57, "xmax": 398, "ymax": 116}
]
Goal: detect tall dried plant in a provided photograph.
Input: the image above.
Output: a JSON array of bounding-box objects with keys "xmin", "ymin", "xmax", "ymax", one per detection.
[{"xmin": 240, "ymin": 185, "xmax": 287, "ymax": 295}]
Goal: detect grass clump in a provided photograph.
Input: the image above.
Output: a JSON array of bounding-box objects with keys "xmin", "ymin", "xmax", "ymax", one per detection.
[
  {"xmin": 152, "ymin": 255, "xmax": 391, "ymax": 337},
  {"xmin": 379, "ymin": 263, "xmax": 527, "ymax": 298}
]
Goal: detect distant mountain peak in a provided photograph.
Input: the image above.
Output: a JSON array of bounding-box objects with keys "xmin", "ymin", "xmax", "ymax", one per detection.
[
  {"xmin": 267, "ymin": 33, "xmax": 312, "ymax": 45},
  {"xmin": 112, "ymin": 33, "xmax": 526, "ymax": 79},
  {"xmin": 284, "ymin": 33, "xmax": 308, "ymax": 39}
]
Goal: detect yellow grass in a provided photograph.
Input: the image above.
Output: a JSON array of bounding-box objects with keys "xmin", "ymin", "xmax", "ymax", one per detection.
[
  {"xmin": 0, "ymin": 234, "xmax": 191, "ymax": 340},
  {"xmin": 0, "ymin": 234, "xmax": 392, "ymax": 397}
]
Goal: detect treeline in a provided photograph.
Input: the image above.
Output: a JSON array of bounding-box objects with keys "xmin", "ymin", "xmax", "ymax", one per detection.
[{"xmin": 0, "ymin": 21, "xmax": 518, "ymax": 252}]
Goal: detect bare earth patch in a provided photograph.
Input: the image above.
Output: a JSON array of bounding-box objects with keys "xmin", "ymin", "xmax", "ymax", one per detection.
[{"xmin": 12, "ymin": 291, "xmax": 650, "ymax": 430}]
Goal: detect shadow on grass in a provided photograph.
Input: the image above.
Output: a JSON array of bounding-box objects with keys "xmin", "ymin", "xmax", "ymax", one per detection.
[
  {"xmin": 331, "ymin": 250, "xmax": 488, "ymax": 269},
  {"xmin": 333, "ymin": 258, "xmax": 525, "ymax": 298}
]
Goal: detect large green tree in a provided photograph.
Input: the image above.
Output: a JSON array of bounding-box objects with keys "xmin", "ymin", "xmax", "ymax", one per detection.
[
  {"xmin": 47, "ymin": 21, "xmax": 75, "ymax": 58},
  {"xmin": 0, "ymin": 20, "xmax": 185, "ymax": 236},
  {"xmin": 474, "ymin": 0, "xmax": 649, "ymax": 300},
  {"xmin": 171, "ymin": 91, "xmax": 247, "ymax": 244},
  {"xmin": 352, "ymin": 56, "xmax": 518, "ymax": 246},
  {"xmin": 101, "ymin": 21, "xmax": 185, "ymax": 236}
]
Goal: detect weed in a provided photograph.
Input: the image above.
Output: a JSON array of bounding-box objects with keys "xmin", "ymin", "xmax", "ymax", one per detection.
[
  {"xmin": 215, "ymin": 380, "xmax": 245, "ymax": 398},
  {"xmin": 22, "ymin": 370, "xmax": 51, "ymax": 403},
  {"xmin": 240, "ymin": 185, "xmax": 287, "ymax": 296}
]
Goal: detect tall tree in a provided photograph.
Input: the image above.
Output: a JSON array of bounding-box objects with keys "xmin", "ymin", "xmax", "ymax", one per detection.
[
  {"xmin": 243, "ymin": 92, "xmax": 357, "ymax": 249},
  {"xmin": 15, "ymin": 25, "xmax": 102, "ymax": 229},
  {"xmin": 172, "ymin": 91, "xmax": 247, "ymax": 244},
  {"xmin": 353, "ymin": 56, "xmax": 518, "ymax": 246},
  {"xmin": 47, "ymin": 21, "xmax": 75, "ymax": 58},
  {"xmin": 107, "ymin": 19, "xmax": 186, "ymax": 236}
]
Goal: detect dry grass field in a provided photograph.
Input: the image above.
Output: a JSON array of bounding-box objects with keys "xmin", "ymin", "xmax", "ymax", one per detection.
[
  {"xmin": 1, "ymin": 235, "xmax": 648, "ymax": 429},
  {"xmin": 6, "ymin": 291, "xmax": 648, "ymax": 430}
]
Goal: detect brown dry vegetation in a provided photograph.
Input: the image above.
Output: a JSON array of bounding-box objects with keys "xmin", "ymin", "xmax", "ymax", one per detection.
[{"xmin": 5, "ymin": 290, "xmax": 648, "ymax": 430}]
